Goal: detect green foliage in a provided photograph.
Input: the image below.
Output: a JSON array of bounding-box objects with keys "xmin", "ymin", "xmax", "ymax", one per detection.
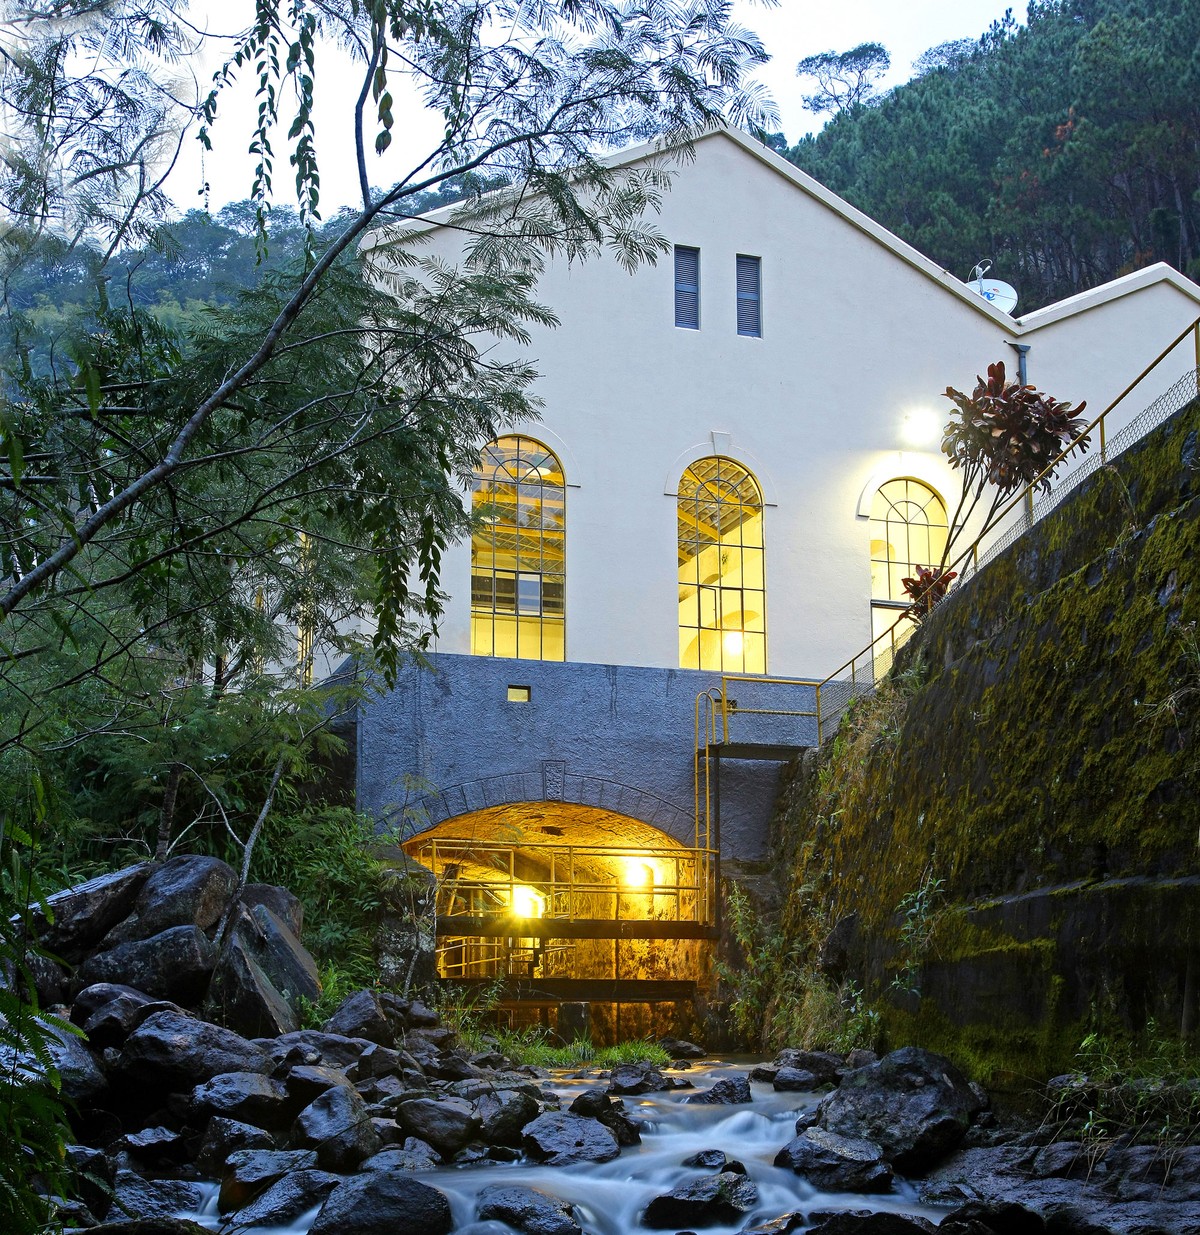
[
  {"xmin": 785, "ymin": 0, "xmax": 1200, "ymax": 309},
  {"xmin": 251, "ymin": 807, "xmax": 391, "ymax": 984},
  {"xmin": 0, "ymin": 764, "xmax": 78, "ymax": 1235},
  {"xmin": 717, "ymin": 882, "xmax": 880, "ymax": 1054},
  {"xmin": 1044, "ymin": 1026, "xmax": 1200, "ymax": 1152},
  {"xmin": 476, "ymin": 1029, "xmax": 672, "ymax": 1070},
  {"xmin": 889, "ymin": 868, "xmax": 946, "ymax": 997}
]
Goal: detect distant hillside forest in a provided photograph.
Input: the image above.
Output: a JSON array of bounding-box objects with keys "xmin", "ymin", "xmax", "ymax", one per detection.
[{"xmin": 783, "ymin": 0, "xmax": 1200, "ymax": 312}]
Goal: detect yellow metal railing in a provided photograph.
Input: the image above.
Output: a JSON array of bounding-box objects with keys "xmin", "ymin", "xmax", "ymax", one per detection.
[
  {"xmin": 409, "ymin": 837, "xmax": 718, "ymax": 928},
  {"xmin": 693, "ymin": 315, "xmax": 1200, "ymax": 833}
]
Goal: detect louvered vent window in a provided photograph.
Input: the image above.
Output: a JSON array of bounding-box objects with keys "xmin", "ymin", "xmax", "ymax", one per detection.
[
  {"xmin": 736, "ymin": 254, "xmax": 762, "ymax": 337},
  {"xmin": 674, "ymin": 245, "xmax": 700, "ymax": 329}
]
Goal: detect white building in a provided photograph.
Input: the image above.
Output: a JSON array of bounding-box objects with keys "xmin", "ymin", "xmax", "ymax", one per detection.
[{"xmin": 355, "ymin": 127, "xmax": 1200, "ymax": 1031}]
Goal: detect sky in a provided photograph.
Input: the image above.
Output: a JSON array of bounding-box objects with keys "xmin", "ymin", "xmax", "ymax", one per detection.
[{"xmin": 168, "ymin": 0, "xmax": 1030, "ymax": 216}]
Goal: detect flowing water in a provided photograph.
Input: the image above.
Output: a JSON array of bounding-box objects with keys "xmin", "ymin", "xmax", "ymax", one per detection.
[{"xmin": 187, "ymin": 1060, "xmax": 944, "ymax": 1234}]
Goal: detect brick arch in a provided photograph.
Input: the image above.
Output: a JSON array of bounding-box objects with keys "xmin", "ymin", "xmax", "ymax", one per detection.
[{"xmin": 394, "ymin": 765, "xmax": 695, "ymax": 848}]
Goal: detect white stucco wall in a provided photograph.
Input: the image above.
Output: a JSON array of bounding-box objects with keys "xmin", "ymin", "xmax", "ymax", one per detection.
[{"xmin": 364, "ymin": 129, "xmax": 1200, "ymax": 682}]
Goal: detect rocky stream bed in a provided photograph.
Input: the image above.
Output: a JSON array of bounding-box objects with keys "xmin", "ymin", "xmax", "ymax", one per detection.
[{"xmin": 23, "ymin": 855, "xmax": 1200, "ymax": 1235}]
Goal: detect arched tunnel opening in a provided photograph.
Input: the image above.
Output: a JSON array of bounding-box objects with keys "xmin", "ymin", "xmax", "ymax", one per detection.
[{"xmin": 402, "ymin": 802, "xmax": 717, "ymax": 1042}]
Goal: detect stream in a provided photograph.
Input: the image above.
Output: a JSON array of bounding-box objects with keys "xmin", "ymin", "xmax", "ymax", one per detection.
[{"xmin": 185, "ymin": 1060, "xmax": 945, "ymax": 1234}]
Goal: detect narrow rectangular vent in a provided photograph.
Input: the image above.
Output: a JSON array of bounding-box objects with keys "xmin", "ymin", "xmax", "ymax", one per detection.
[
  {"xmin": 736, "ymin": 254, "xmax": 761, "ymax": 337},
  {"xmin": 674, "ymin": 245, "xmax": 700, "ymax": 329},
  {"xmin": 507, "ymin": 684, "xmax": 531, "ymax": 702}
]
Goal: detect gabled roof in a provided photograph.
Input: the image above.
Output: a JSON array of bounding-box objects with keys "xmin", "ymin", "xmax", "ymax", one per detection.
[{"xmin": 363, "ymin": 124, "xmax": 1200, "ymax": 333}]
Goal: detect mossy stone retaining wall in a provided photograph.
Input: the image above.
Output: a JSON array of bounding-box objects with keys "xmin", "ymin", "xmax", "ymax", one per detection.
[{"xmin": 772, "ymin": 399, "xmax": 1200, "ymax": 1082}]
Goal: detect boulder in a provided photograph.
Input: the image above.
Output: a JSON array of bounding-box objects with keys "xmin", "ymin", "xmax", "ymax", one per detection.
[
  {"xmin": 774, "ymin": 1127, "xmax": 894, "ymax": 1192},
  {"xmin": 225, "ymin": 1168, "xmax": 340, "ymax": 1229},
  {"xmin": 308, "ymin": 1173, "xmax": 453, "ymax": 1235},
  {"xmin": 324, "ymin": 990, "xmax": 395, "ymax": 1046},
  {"xmin": 776, "ymin": 1048, "xmax": 844, "ymax": 1085},
  {"xmin": 522, "ymin": 1111, "xmax": 620, "ymax": 1166},
  {"xmin": 208, "ymin": 931, "xmax": 298, "ymax": 1039},
  {"xmin": 818, "ymin": 1047, "xmax": 983, "ymax": 1174},
  {"xmin": 266, "ymin": 1029, "xmax": 373, "ymax": 1070},
  {"xmin": 109, "ymin": 1170, "xmax": 205, "ymax": 1221},
  {"xmin": 659, "ymin": 1036, "xmax": 707, "ymax": 1058},
  {"xmin": 118, "ymin": 1010, "xmax": 271, "ymax": 1088},
  {"xmin": 476, "ymin": 1183, "xmax": 583, "ymax": 1235},
  {"xmin": 741, "ymin": 1214, "xmax": 808, "ymax": 1234},
  {"xmin": 103, "ymin": 854, "xmax": 236, "ymax": 946},
  {"xmin": 284, "ymin": 1063, "xmax": 347, "ymax": 1106},
  {"xmin": 293, "ymin": 1082, "xmax": 380, "ymax": 1171},
  {"xmin": 196, "ymin": 1117, "xmax": 276, "ymax": 1175},
  {"xmin": 30, "ymin": 864, "xmax": 150, "ymax": 962},
  {"xmin": 567, "ymin": 1087, "xmax": 641, "ymax": 1146},
  {"xmin": 477, "ymin": 1086, "xmax": 541, "ymax": 1146},
  {"xmin": 44, "ymin": 1020, "xmax": 107, "ymax": 1104},
  {"xmin": 77, "ymin": 925, "xmax": 217, "ymax": 1003},
  {"xmin": 683, "ymin": 1148, "xmax": 735, "ymax": 1169},
  {"xmin": 686, "ymin": 1075, "xmax": 752, "ymax": 1105},
  {"xmin": 392, "ymin": 1094, "xmax": 480, "ymax": 1157},
  {"xmin": 938, "ymin": 1200, "xmax": 1047, "ymax": 1234},
  {"xmin": 115, "ymin": 1126, "xmax": 190, "ymax": 1169},
  {"xmin": 191, "ymin": 1071, "xmax": 293, "ymax": 1129},
  {"xmin": 606, "ymin": 1062, "xmax": 669, "ymax": 1094},
  {"xmin": 774, "ymin": 1066, "xmax": 822, "ymax": 1091},
  {"xmin": 242, "ymin": 883, "xmax": 304, "ymax": 936},
  {"xmin": 85, "ymin": 1221, "xmax": 211, "ymax": 1235},
  {"xmin": 362, "ymin": 1140, "xmax": 441, "ymax": 1171},
  {"xmin": 641, "ymin": 1171, "xmax": 759, "ymax": 1228},
  {"xmin": 218, "ymin": 1148, "xmax": 319, "ymax": 1211},
  {"xmin": 806, "ymin": 1214, "xmax": 937, "ymax": 1234},
  {"xmin": 76, "ymin": 986, "xmax": 169, "ymax": 1048}
]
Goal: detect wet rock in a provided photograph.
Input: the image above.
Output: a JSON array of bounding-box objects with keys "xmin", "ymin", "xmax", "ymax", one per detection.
[
  {"xmin": 284, "ymin": 1063, "xmax": 347, "ymax": 1106},
  {"xmin": 659, "ymin": 1036, "xmax": 707, "ymax": 1059},
  {"xmin": 477, "ymin": 1086, "xmax": 541, "ymax": 1145},
  {"xmin": 324, "ymin": 990, "xmax": 395, "ymax": 1046},
  {"xmin": 103, "ymin": 854, "xmax": 235, "ymax": 946},
  {"xmin": 1029, "ymin": 1141, "xmax": 1089, "ymax": 1179},
  {"xmin": 44, "ymin": 1020, "xmax": 107, "ymax": 1104},
  {"xmin": 293, "ymin": 1082, "xmax": 380, "ymax": 1171},
  {"xmin": 233, "ymin": 902, "xmax": 320, "ymax": 1008},
  {"xmin": 109, "ymin": 1170, "xmax": 205, "ymax": 1220},
  {"xmin": 938, "ymin": 1200, "xmax": 1047, "ymax": 1233},
  {"xmin": 29, "ymin": 864, "xmax": 150, "ymax": 962},
  {"xmin": 350, "ymin": 1042, "xmax": 405, "ymax": 1080},
  {"xmin": 77, "ymin": 986, "xmax": 168, "ymax": 1049},
  {"xmin": 66, "ymin": 1143, "xmax": 115, "ymax": 1216},
  {"xmin": 568, "ymin": 1087, "xmax": 641, "ymax": 1146},
  {"xmin": 606, "ymin": 1062, "xmax": 670, "ymax": 1094},
  {"xmin": 226, "ymin": 1169, "xmax": 341, "ymax": 1228},
  {"xmin": 266, "ymin": 1029, "xmax": 373, "ymax": 1070},
  {"xmin": 774, "ymin": 1127, "xmax": 894, "ymax": 1192},
  {"xmin": 191, "ymin": 1071, "xmax": 292, "ymax": 1128},
  {"xmin": 77, "ymin": 925, "xmax": 217, "ymax": 1004},
  {"xmin": 308, "ymin": 1173, "xmax": 453, "ymax": 1235},
  {"xmin": 522, "ymin": 1111, "xmax": 620, "ymax": 1166},
  {"xmin": 807, "ymin": 1214, "xmax": 936, "ymax": 1234},
  {"xmin": 242, "ymin": 883, "xmax": 304, "ymax": 936},
  {"xmin": 685, "ymin": 1075, "xmax": 752, "ymax": 1105},
  {"xmin": 817, "ymin": 1047, "xmax": 982, "ymax": 1173},
  {"xmin": 361, "ymin": 1140, "xmax": 441, "ymax": 1171},
  {"xmin": 209, "ymin": 931, "xmax": 297, "ymax": 1038},
  {"xmin": 845, "ymin": 1048, "xmax": 879, "ymax": 1069},
  {"xmin": 195, "ymin": 1117, "xmax": 276, "ymax": 1174},
  {"xmin": 641, "ymin": 1170, "xmax": 759, "ymax": 1228},
  {"xmin": 392, "ymin": 1094, "xmax": 480, "ymax": 1157},
  {"xmin": 115, "ymin": 1126, "xmax": 189, "ymax": 1169},
  {"xmin": 775, "ymin": 1048, "xmax": 843, "ymax": 1085},
  {"xmin": 218, "ymin": 1148, "xmax": 318, "ymax": 1211},
  {"xmin": 740, "ymin": 1215, "xmax": 807, "ymax": 1235},
  {"xmin": 682, "ymin": 1148, "xmax": 733, "ymax": 1169},
  {"xmin": 476, "ymin": 1183, "xmax": 583, "ymax": 1235},
  {"xmin": 774, "ymin": 1067, "xmax": 822, "ymax": 1091},
  {"xmin": 85, "ymin": 1221, "xmax": 211, "ymax": 1235}
]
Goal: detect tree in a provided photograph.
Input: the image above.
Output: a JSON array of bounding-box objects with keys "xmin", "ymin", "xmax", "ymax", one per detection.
[
  {"xmin": 796, "ymin": 42, "xmax": 891, "ymax": 117},
  {"xmin": 0, "ymin": 0, "xmax": 775, "ymax": 720}
]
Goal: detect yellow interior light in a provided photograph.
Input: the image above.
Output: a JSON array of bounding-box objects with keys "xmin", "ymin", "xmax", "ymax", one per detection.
[
  {"xmin": 722, "ymin": 629, "xmax": 744, "ymax": 658},
  {"xmin": 622, "ymin": 858, "xmax": 658, "ymax": 888},
  {"xmin": 510, "ymin": 885, "xmax": 544, "ymax": 917}
]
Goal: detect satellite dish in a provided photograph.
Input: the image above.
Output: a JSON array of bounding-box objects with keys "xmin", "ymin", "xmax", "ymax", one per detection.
[{"xmin": 970, "ymin": 278, "xmax": 1019, "ymax": 314}]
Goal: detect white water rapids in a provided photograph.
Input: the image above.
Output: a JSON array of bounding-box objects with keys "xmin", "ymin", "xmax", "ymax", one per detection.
[{"xmin": 186, "ymin": 1060, "xmax": 944, "ymax": 1234}]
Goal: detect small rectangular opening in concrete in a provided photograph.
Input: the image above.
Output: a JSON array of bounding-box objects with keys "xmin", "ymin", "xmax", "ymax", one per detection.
[{"xmin": 507, "ymin": 684, "xmax": 532, "ymax": 702}]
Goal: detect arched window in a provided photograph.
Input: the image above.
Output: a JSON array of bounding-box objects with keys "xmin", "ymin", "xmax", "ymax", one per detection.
[
  {"xmin": 677, "ymin": 457, "xmax": 765, "ymax": 673},
  {"xmin": 869, "ymin": 478, "xmax": 948, "ymax": 648},
  {"xmin": 471, "ymin": 436, "xmax": 565, "ymax": 660}
]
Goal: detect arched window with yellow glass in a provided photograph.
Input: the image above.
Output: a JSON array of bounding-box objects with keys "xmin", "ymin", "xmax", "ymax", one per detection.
[
  {"xmin": 471, "ymin": 436, "xmax": 565, "ymax": 660},
  {"xmin": 677, "ymin": 457, "xmax": 765, "ymax": 674},
  {"xmin": 869, "ymin": 478, "xmax": 948, "ymax": 648}
]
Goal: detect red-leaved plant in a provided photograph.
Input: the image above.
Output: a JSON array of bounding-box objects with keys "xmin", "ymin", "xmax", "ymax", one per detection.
[{"xmin": 904, "ymin": 361, "xmax": 1089, "ymax": 623}]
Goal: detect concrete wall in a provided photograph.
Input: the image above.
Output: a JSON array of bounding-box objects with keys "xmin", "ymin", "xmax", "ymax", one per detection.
[
  {"xmin": 356, "ymin": 652, "xmax": 817, "ymax": 861},
  {"xmin": 362, "ymin": 129, "xmax": 1200, "ymax": 682}
]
